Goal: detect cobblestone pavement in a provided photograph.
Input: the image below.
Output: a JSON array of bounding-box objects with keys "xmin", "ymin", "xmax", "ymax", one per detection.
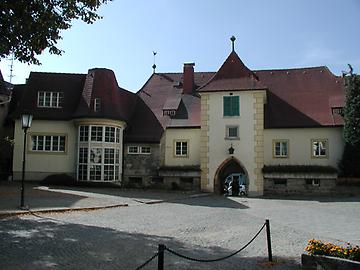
[{"xmin": 0, "ymin": 194, "xmax": 359, "ymax": 269}]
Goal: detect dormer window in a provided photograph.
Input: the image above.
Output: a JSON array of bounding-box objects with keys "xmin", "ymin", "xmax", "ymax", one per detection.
[
  {"xmin": 331, "ymin": 107, "xmax": 344, "ymax": 117},
  {"xmin": 163, "ymin": 109, "xmax": 176, "ymax": 117},
  {"xmin": 37, "ymin": 91, "xmax": 63, "ymax": 108},
  {"xmin": 94, "ymin": 98, "xmax": 101, "ymax": 112}
]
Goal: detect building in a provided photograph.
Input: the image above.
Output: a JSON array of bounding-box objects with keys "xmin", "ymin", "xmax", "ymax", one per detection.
[
  {"xmin": 0, "ymin": 70, "xmax": 13, "ymax": 179},
  {"xmin": 9, "ymin": 44, "xmax": 345, "ymax": 195}
]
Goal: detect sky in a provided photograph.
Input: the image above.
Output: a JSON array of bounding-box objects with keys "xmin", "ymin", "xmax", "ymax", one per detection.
[{"xmin": 1, "ymin": 0, "xmax": 359, "ymax": 92}]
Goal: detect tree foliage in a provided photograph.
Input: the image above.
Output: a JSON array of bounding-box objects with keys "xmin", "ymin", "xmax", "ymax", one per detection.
[
  {"xmin": 339, "ymin": 66, "xmax": 360, "ymax": 177},
  {"xmin": 0, "ymin": 0, "xmax": 111, "ymax": 65}
]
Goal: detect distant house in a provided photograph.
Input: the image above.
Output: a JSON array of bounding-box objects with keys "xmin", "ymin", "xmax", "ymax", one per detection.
[{"xmin": 9, "ymin": 45, "xmax": 345, "ymax": 195}]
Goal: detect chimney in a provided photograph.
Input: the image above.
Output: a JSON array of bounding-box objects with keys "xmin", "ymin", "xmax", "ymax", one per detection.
[{"xmin": 183, "ymin": 63, "xmax": 195, "ymax": 94}]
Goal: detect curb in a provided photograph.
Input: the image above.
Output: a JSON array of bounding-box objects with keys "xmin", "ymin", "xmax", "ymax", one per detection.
[{"xmin": 0, "ymin": 203, "xmax": 128, "ymax": 219}]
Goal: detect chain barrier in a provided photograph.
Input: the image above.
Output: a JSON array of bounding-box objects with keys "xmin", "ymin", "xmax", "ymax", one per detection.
[
  {"xmin": 134, "ymin": 252, "xmax": 159, "ymax": 270},
  {"xmin": 133, "ymin": 220, "xmax": 271, "ymax": 269},
  {"xmin": 165, "ymin": 222, "xmax": 266, "ymax": 263}
]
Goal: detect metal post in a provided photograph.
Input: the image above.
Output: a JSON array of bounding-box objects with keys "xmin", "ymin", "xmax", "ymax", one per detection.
[
  {"xmin": 158, "ymin": 244, "xmax": 165, "ymax": 270},
  {"xmin": 20, "ymin": 127, "xmax": 27, "ymax": 208},
  {"xmin": 265, "ymin": 219, "xmax": 273, "ymax": 262}
]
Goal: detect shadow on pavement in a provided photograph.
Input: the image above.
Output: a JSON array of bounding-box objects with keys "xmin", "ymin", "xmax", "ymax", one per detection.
[
  {"xmin": 0, "ymin": 182, "xmax": 86, "ymax": 211},
  {"xmin": 0, "ymin": 216, "xmax": 300, "ymax": 270},
  {"xmin": 172, "ymin": 195, "xmax": 249, "ymax": 209}
]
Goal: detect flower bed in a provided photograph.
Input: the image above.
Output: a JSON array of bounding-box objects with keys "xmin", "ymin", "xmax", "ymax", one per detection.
[{"xmin": 305, "ymin": 239, "xmax": 360, "ymax": 262}]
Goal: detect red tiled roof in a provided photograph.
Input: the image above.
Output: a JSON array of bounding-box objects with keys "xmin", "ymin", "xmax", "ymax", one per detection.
[
  {"xmin": 139, "ymin": 59, "xmax": 345, "ymax": 129},
  {"xmin": 138, "ymin": 72, "xmax": 210, "ymax": 128},
  {"xmin": 198, "ymin": 51, "xmax": 267, "ymax": 92},
  {"xmin": 255, "ymin": 67, "xmax": 345, "ymax": 127},
  {"xmin": 73, "ymin": 68, "xmax": 137, "ymax": 122},
  {"xmin": 15, "ymin": 72, "xmax": 86, "ymax": 120}
]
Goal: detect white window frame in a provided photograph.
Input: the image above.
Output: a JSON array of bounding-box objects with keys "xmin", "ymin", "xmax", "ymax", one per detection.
[
  {"xmin": 273, "ymin": 140, "xmax": 289, "ymax": 158},
  {"xmin": 225, "ymin": 125, "xmax": 239, "ymax": 139},
  {"xmin": 30, "ymin": 134, "xmax": 66, "ymax": 152},
  {"xmin": 311, "ymin": 139, "xmax": 328, "ymax": 158},
  {"xmin": 77, "ymin": 125, "xmax": 121, "ymax": 182},
  {"xmin": 174, "ymin": 141, "xmax": 188, "ymax": 157},
  {"xmin": 37, "ymin": 91, "xmax": 63, "ymax": 108},
  {"xmin": 94, "ymin": 98, "xmax": 101, "ymax": 112}
]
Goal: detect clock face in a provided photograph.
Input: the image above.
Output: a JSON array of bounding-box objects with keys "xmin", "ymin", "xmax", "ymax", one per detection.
[{"xmin": 91, "ymin": 148, "xmax": 102, "ymax": 163}]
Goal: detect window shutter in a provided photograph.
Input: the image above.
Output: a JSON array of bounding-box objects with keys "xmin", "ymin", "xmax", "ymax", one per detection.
[
  {"xmin": 231, "ymin": 96, "xmax": 240, "ymax": 116},
  {"xmin": 223, "ymin": 96, "xmax": 231, "ymax": 116}
]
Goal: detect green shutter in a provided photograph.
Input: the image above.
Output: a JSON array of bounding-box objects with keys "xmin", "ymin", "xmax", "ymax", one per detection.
[
  {"xmin": 231, "ymin": 96, "xmax": 240, "ymax": 116},
  {"xmin": 223, "ymin": 96, "xmax": 231, "ymax": 116}
]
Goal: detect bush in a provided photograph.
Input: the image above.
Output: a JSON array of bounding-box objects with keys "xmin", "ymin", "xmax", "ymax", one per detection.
[
  {"xmin": 40, "ymin": 174, "xmax": 77, "ymax": 186},
  {"xmin": 305, "ymin": 239, "xmax": 360, "ymax": 262}
]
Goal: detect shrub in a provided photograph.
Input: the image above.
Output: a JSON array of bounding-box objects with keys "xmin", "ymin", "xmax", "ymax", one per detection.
[
  {"xmin": 40, "ymin": 174, "xmax": 77, "ymax": 186},
  {"xmin": 305, "ymin": 239, "xmax": 360, "ymax": 262}
]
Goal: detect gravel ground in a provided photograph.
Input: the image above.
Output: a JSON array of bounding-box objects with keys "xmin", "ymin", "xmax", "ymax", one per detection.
[{"xmin": 1, "ymin": 194, "xmax": 359, "ymax": 270}]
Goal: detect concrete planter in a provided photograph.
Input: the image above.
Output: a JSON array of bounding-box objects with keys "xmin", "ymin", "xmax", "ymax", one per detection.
[{"xmin": 302, "ymin": 254, "xmax": 360, "ymax": 270}]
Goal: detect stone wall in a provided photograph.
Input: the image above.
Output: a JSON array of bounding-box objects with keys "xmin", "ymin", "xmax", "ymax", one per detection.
[
  {"xmin": 264, "ymin": 178, "xmax": 336, "ymax": 195},
  {"xmin": 123, "ymin": 143, "xmax": 160, "ymax": 187}
]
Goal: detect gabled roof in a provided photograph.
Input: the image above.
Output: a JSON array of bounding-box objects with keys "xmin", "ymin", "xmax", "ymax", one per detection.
[
  {"xmin": 198, "ymin": 51, "xmax": 267, "ymax": 92},
  {"xmin": 138, "ymin": 72, "xmax": 211, "ymax": 129},
  {"xmin": 124, "ymin": 96, "xmax": 164, "ymax": 142},
  {"xmin": 14, "ymin": 72, "xmax": 86, "ymax": 120},
  {"xmin": 139, "ymin": 61, "xmax": 345, "ymax": 129}
]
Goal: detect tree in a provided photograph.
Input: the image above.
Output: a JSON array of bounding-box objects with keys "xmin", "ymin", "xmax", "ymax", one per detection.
[
  {"xmin": 0, "ymin": 0, "xmax": 111, "ymax": 65},
  {"xmin": 339, "ymin": 65, "xmax": 360, "ymax": 177}
]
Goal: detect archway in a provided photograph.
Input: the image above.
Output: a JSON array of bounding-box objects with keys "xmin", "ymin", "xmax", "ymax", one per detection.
[{"xmin": 214, "ymin": 157, "xmax": 248, "ymax": 195}]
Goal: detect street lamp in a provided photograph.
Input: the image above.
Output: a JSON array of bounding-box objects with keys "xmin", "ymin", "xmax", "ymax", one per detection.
[{"xmin": 20, "ymin": 113, "xmax": 33, "ymax": 209}]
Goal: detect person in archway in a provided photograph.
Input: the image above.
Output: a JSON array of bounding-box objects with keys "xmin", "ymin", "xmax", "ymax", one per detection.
[{"xmin": 232, "ymin": 176, "xmax": 239, "ymax": 196}]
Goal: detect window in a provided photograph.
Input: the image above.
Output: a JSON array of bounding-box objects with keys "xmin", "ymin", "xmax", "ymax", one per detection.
[
  {"xmin": 128, "ymin": 146, "xmax": 139, "ymax": 154},
  {"xmin": 312, "ymin": 139, "xmax": 328, "ymax": 158},
  {"xmin": 31, "ymin": 135, "xmax": 66, "ymax": 152},
  {"xmin": 78, "ymin": 148, "xmax": 88, "ymax": 163},
  {"xmin": 91, "ymin": 126, "xmax": 103, "ymax": 142},
  {"xmin": 94, "ymin": 98, "xmax": 101, "ymax": 112},
  {"xmin": 223, "ymin": 96, "xmax": 240, "ymax": 116},
  {"xmin": 163, "ymin": 110, "xmax": 176, "ymax": 116},
  {"xmin": 306, "ymin": 179, "xmax": 320, "ymax": 187},
  {"xmin": 226, "ymin": 126, "xmax": 239, "ymax": 139},
  {"xmin": 79, "ymin": 126, "xmax": 89, "ymax": 142},
  {"xmin": 273, "ymin": 140, "xmax": 289, "ymax": 158},
  {"xmin": 175, "ymin": 141, "xmax": 188, "ymax": 157},
  {"xmin": 105, "ymin": 127, "xmax": 116, "ymax": 142},
  {"xmin": 90, "ymin": 148, "xmax": 102, "ymax": 164},
  {"xmin": 77, "ymin": 125, "xmax": 121, "ymax": 182},
  {"xmin": 140, "ymin": 146, "xmax": 151, "ymax": 154},
  {"xmin": 37, "ymin": 91, "xmax": 63, "ymax": 108}
]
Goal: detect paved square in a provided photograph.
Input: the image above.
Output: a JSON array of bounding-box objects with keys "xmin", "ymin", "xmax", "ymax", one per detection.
[{"xmin": 1, "ymin": 194, "xmax": 359, "ymax": 269}]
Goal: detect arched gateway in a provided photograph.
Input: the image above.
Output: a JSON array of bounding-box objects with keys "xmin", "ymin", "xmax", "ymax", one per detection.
[{"xmin": 214, "ymin": 157, "xmax": 248, "ymax": 194}]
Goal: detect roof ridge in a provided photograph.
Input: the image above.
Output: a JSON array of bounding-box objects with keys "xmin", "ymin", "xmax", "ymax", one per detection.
[
  {"xmin": 30, "ymin": 71, "xmax": 86, "ymax": 76},
  {"xmin": 254, "ymin": 66, "xmax": 327, "ymax": 72}
]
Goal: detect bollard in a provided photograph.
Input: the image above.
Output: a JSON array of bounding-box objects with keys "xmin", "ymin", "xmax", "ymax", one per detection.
[
  {"xmin": 265, "ymin": 219, "xmax": 273, "ymax": 262},
  {"xmin": 158, "ymin": 244, "xmax": 165, "ymax": 270}
]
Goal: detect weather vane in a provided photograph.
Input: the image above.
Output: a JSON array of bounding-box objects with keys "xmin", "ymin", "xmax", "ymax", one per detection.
[{"xmin": 152, "ymin": 51, "xmax": 157, "ymax": 73}]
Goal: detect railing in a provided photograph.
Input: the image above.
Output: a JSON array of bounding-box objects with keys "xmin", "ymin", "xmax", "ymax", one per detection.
[{"xmin": 135, "ymin": 219, "xmax": 272, "ymax": 270}]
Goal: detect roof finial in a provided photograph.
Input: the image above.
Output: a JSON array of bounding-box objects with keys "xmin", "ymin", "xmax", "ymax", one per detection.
[
  {"xmin": 152, "ymin": 51, "xmax": 157, "ymax": 73},
  {"xmin": 230, "ymin": 36, "xmax": 236, "ymax": 52}
]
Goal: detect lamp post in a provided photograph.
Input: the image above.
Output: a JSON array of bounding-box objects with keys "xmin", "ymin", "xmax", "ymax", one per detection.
[{"xmin": 20, "ymin": 113, "xmax": 33, "ymax": 209}]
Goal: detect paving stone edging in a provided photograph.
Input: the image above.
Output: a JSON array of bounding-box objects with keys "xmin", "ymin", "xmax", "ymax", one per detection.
[
  {"xmin": 0, "ymin": 203, "xmax": 128, "ymax": 219},
  {"xmin": 301, "ymin": 254, "xmax": 360, "ymax": 270}
]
